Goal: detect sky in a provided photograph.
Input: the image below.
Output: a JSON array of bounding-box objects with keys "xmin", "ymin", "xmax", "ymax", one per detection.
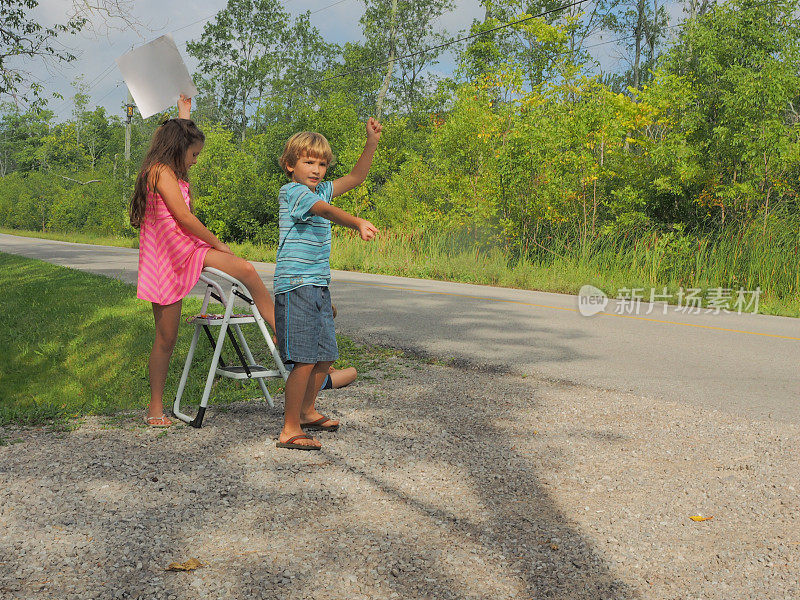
[
  {"xmin": 25, "ymin": 0, "xmax": 687, "ymax": 122},
  {"xmin": 27, "ymin": 0, "xmax": 483, "ymax": 120}
]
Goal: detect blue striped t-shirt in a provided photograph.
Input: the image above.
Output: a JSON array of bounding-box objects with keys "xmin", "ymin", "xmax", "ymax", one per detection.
[{"xmin": 273, "ymin": 181, "xmax": 332, "ymax": 294}]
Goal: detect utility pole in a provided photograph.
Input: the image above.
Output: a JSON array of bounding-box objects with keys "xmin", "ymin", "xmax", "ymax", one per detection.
[{"xmin": 124, "ymin": 89, "xmax": 134, "ymax": 181}]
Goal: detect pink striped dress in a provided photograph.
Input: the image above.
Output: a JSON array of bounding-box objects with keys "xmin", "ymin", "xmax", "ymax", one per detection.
[{"xmin": 136, "ymin": 179, "xmax": 212, "ymax": 305}]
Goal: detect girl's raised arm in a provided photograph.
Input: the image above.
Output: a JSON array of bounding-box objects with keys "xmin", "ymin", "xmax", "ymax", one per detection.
[{"xmin": 178, "ymin": 94, "xmax": 191, "ymax": 119}]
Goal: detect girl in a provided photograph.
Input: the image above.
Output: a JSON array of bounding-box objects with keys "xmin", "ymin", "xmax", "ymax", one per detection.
[{"xmin": 131, "ymin": 95, "xmax": 276, "ymax": 427}]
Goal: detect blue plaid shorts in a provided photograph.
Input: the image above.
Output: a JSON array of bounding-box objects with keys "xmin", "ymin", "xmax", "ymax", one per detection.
[{"xmin": 274, "ymin": 285, "xmax": 338, "ymax": 365}]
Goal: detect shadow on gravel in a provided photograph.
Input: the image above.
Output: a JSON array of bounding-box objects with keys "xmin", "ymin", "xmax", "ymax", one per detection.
[
  {"xmin": 300, "ymin": 374, "xmax": 636, "ymax": 600},
  {"xmin": 0, "ymin": 417, "xmax": 294, "ymax": 599},
  {"xmin": 0, "ymin": 370, "xmax": 635, "ymax": 600}
]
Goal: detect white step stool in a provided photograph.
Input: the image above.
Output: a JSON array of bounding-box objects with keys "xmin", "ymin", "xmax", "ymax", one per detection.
[{"xmin": 172, "ymin": 267, "xmax": 288, "ymax": 428}]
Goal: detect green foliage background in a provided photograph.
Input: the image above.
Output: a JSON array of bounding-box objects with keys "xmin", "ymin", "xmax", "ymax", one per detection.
[{"xmin": 1, "ymin": 0, "xmax": 799, "ymax": 308}]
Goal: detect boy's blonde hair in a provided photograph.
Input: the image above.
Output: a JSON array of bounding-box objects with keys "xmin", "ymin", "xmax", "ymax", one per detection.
[{"xmin": 280, "ymin": 131, "xmax": 336, "ymax": 177}]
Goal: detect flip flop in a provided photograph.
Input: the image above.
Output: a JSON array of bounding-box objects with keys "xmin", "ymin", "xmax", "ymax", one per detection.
[
  {"xmin": 276, "ymin": 434, "xmax": 321, "ymax": 451},
  {"xmin": 144, "ymin": 414, "xmax": 173, "ymax": 428},
  {"xmin": 300, "ymin": 415, "xmax": 339, "ymax": 432}
]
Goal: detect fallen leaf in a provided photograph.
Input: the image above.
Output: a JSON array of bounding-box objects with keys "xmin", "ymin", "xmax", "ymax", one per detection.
[
  {"xmin": 689, "ymin": 515, "xmax": 713, "ymax": 522},
  {"xmin": 166, "ymin": 558, "xmax": 203, "ymax": 571}
]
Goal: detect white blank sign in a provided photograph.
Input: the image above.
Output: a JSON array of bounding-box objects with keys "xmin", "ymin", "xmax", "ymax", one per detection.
[{"xmin": 115, "ymin": 34, "xmax": 198, "ymax": 119}]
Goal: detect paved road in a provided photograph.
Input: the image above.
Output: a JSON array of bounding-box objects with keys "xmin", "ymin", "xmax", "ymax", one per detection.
[{"xmin": 2, "ymin": 233, "xmax": 798, "ymax": 422}]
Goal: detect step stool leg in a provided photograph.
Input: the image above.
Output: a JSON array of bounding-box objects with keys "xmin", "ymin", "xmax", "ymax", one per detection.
[
  {"xmin": 251, "ymin": 308, "xmax": 289, "ymax": 382},
  {"xmin": 192, "ymin": 300, "xmax": 236, "ymax": 428},
  {"xmin": 173, "ymin": 325, "xmax": 202, "ymax": 424},
  {"xmin": 232, "ymin": 324, "xmax": 274, "ymax": 408}
]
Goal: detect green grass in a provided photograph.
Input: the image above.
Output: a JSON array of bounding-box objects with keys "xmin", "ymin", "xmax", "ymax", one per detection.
[
  {"xmin": 0, "ymin": 252, "xmax": 387, "ymax": 427},
  {"xmin": 0, "ymin": 226, "xmax": 139, "ymax": 249},
  {"xmin": 327, "ymin": 225, "xmax": 800, "ymax": 317}
]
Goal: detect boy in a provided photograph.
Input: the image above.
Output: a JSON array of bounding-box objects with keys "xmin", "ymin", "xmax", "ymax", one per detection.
[{"xmin": 274, "ymin": 119, "xmax": 381, "ymax": 450}]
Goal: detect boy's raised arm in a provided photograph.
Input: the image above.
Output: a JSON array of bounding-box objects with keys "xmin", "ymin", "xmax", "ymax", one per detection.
[{"xmin": 331, "ymin": 118, "xmax": 382, "ymax": 198}]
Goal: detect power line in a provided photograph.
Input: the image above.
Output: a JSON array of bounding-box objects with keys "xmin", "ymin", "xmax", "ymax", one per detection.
[
  {"xmin": 50, "ymin": 60, "xmax": 118, "ymax": 116},
  {"xmin": 305, "ymin": 0, "xmax": 789, "ymax": 90},
  {"xmin": 49, "ymin": 0, "xmax": 788, "ymax": 118},
  {"xmin": 94, "ymin": 82, "xmax": 122, "ymax": 106},
  {"xmin": 85, "ymin": 61, "xmax": 118, "ymax": 89},
  {"xmin": 308, "ymin": 0, "xmax": 594, "ymax": 86},
  {"xmin": 171, "ymin": 12, "xmax": 218, "ymax": 34},
  {"xmin": 52, "ymin": 0, "xmax": 356, "ymax": 119},
  {"xmin": 310, "ymin": 0, "xmax": 351, "ymax": 15}
]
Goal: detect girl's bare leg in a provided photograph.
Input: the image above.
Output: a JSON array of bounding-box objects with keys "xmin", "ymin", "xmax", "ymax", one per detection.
[
  {"xmin": 329, "ymin": 366, "xmax": 357, "ymax": 389},
  {"xmin": 203, "ymin": 250, "xmax": 276, "ymax": 331},
  {"xmin": 148, "ymin": 300, "xmax": 182, "ymax": 420}
]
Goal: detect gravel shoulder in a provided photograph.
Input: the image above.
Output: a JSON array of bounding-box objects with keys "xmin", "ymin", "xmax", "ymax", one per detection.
[{"xmin": 0, "ymin": 354, "xmax": 797, "ymax": 600}]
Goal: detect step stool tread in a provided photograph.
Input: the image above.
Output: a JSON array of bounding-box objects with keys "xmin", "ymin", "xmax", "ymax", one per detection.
[{"xmin": 216, "ymin": 365, "xmax": 280, "ymax": 379}]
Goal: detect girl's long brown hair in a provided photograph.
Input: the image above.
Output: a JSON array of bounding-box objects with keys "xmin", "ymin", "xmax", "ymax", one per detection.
[{"xmin": 129, "ymin": 118, "xmax": 205, "ymax": 228}]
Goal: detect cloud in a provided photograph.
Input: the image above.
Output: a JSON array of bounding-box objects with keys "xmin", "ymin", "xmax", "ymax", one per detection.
[
  {"xmin": 21, "ymin": 0, "xmax": 490, "ymax": 119},
  {"xmin": 23, "ymin": 0, "xmax": 661, "ymax": 119}
]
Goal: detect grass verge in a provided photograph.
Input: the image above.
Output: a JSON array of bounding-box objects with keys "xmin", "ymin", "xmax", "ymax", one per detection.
[
  {"xmin": 327, "ymin": 225, "xmax": 800, "ymax": 318},
  {"xmin": 0, "ymin": 252, "xmax": 390, "ymax": 427},
  {"xmin": 0, "ymin": 226, "xmax": 139, "ymax": 249},
  {"xmin": 3, "ymin": 223, "xmax": 798, "ymax": 317}
]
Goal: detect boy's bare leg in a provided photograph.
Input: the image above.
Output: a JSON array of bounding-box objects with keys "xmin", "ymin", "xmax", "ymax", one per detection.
[
  {"xmin": 280, "ymin": 362, "xmax": 321, "ymax": 448},
  {"xmin": 300, "ymin": 361, "xmax": 339, "ymax": 427}
]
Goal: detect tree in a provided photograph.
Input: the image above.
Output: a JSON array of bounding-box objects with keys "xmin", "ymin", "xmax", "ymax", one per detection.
[
  {"xmin": 645, "ymin": 0, "xmax": 800, "ymax": 228},
  {"xmin": 191, "ymin": 125, "xmax": 282, "ymax": 243},
  {"xmin": 0, "ymin": 1, "xmax": 138, "ymax": 103},
  {"xmin": 313, "ymin": 42, "xmax": 383, "ymax": 122},
  {"xmin": 36, "ymin": 121, "xmax": 86, "ymax": 171},
  {"xmin": 78, "ymin": 106, "xmax": 119, "ymax": 169},
  {"xmin": 71, "ymin": 77, "xmax": 89, "ymax": 146},
  {"xmin": 684, "ymin": 0, "xmax": 714, "ymax": 19},
  {"xmin": 187, "ymin": 0, "xmax": 333, "ymax": 140},
  {"xmin": 67, "ymin": 1, "xmax": 140, "ymax": 33},
  {"xmin": 0, "ymin": 103, "xmax": 52, "ymax": 173},
  {"xmin": 375, "ymin": 0, "xmax": 398, "ymax": 119},
  {"xmin": 360, "ymin": 0, "xmax": 455, "ymax": 116},
  {"xmin": 606, "ymin": 0, "xmax": 669, "ymax": 91},
  {"xmin": 461, "ymin": 1, "xmax": 620, "ymax": 89},
  {"xmin": 0, "ymin": 1, "xmax": 85, "ymax": 102}
]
